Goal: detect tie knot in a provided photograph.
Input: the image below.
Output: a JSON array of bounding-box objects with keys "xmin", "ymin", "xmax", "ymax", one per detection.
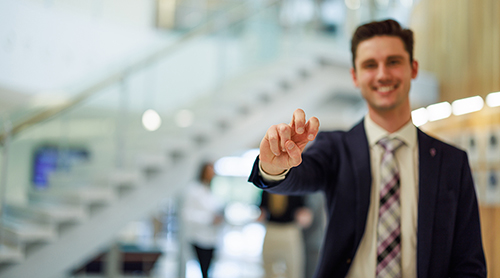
[{"xmin": 378, "ymin": 137, "xmax": 404, "ymax": 153}]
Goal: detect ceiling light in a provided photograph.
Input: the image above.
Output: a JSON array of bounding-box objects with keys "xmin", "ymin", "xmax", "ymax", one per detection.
[
  {"xmin": 411, "ymin": 107, "xmax": 428, "ymax": 127},
  {"xmin": 486, "ymin": 91, "xmax": 500, "ymax": 107},
  {"xmin": 375, "ymin": 0, "xmax": 389, "ymax": 8},
  {"xmin": 214, "ymin": 149, "xmax": 259, "ymax": 177},
  {"xmin": 345, "ymin": 0, "xmax": 360, "ymax": 10},
  {"xmin": 452, "ymin": 96, "xmax": 484, "ymax": 116},
  {"xmin": 427, "ymin": 102, "xmax": 452, "ymax": 122},
  {"xmin": 400, "ymin": 0, "xmax": 413, "ymax": 8},
  {"xmin": 142, "ymin": 109, "xmax": 162, "ymax": 131}
]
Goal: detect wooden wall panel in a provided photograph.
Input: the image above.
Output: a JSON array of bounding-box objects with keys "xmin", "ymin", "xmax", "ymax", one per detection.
[
  {"xmin": 411, "ymin": 0, "xmax": 500, "ymax": 275},
  {"xmin": 411, "ymin": 0, "xmax": 500, "ymax": 103},
  {"xmin": 479, "ymin": 206, "xmax": 496, "ymax": 278},
  {"xmin": 483, "ymin": 1, "xmax": 493, "ymax": 94},
  {"xmin": 494, "ymin": 0, "xmax": 500, "ymax": 92}
]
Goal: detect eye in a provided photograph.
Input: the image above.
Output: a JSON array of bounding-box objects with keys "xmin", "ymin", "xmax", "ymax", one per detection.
[
  {"xmin": 363, "ymin": 63, "xmax": 377, "ymax": 69},
  {"xmin": 388, "ymin": 59, "xmax": 401, "ymax": 66}
]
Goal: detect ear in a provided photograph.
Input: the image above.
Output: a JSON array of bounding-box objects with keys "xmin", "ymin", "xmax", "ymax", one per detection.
[
  {"xmin": 350, "ymin": 67, "xmax": 359, "ymax": 87},
  {"xmin": 411, "ymin": 60, "xmax": 419, "ymax": 79}
]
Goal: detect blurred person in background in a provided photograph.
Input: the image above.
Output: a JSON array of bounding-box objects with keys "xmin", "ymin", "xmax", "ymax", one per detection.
[
  {"xmin": 259, "ymin": 191, "xmax": 312, "ymax": 278},
  {"xmin": 183, "ymin": 162, "xmax": 224, "ymax": 278},
  {"xmin": 302, "ymin": 192, "xmax": 327, "ymax": 278}
]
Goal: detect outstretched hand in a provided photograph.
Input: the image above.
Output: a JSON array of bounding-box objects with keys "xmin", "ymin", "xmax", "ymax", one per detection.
[{"xmin": 259, "ymin": 109, "xmax": 320, "ymax": 175}]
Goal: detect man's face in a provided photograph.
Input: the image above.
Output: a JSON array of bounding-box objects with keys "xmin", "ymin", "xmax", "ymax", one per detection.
[{"xmin": 350, "ymin": 36, "xmax": 418, "ymax": 115}]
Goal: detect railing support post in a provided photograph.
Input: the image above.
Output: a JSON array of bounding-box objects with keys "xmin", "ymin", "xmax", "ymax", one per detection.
[
  {"xmin": 0, "ymin": 120, "xmax": 12, "ymax": 248},
  {"xmin": 116, "ymin": 76, "xmax": 130, "ymax": 169}
]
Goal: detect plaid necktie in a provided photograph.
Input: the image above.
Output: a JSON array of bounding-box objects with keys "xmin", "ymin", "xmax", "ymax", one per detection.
[{"xmin": 376, "ymin": 137, "xmax": 404, "ymax": 278}]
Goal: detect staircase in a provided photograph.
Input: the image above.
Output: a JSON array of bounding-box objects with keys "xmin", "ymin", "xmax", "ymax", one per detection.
[{"xmin": 0, "ymin": 49, "xmax": 367, "ymax": 277}]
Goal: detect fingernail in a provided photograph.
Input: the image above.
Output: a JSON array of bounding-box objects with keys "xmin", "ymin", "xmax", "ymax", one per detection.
[
  {"xmin": 287, "ymin": 143, "xmax": 294, "ymax": 150},
  {"xmin": 308, "ymin": 134, "xmax": 314, "ymax": 140},
  {"xmin": 297, "ymin": 127, "xmax": 304, "ymax": 134}
]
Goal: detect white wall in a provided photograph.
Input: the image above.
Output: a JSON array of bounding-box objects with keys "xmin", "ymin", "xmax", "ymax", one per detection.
[{"xmin": 23, "ymin": 0, "xmax": 157, "ymax": 28}]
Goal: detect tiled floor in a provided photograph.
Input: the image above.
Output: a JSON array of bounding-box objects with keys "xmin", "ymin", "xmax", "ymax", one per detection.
[{"xmin": 152, "ymin": 223, "xmax": 266, "ymax": 278}]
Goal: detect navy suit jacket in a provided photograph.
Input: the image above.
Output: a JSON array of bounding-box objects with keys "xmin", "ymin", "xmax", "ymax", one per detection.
[{"xmin": 249, "ymin": 120, "xmax": 486, "ymax": 278}]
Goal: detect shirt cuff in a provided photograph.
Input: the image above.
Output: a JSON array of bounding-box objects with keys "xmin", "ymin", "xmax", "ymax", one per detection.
[{"xmin": 258, "ymin": 160, "xmax": 289, "ymax": 182}]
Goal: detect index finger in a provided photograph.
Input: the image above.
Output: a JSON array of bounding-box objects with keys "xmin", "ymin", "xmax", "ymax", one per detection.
[
  {"xmin": 305, "ymin": 116, "xmax": 320, "ymax": 141},
  {"xmin": 290, "ymin": 108, "xmax": 306, "ymax": 135}
]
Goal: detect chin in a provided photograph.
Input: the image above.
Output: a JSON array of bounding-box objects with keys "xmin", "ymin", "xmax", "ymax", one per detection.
[{"xmin": 371, "ymin": 103, "xmax": 399, "ymax": 112}]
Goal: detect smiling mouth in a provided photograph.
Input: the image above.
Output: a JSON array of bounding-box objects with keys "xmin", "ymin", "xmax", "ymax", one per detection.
[{"xmin": 375, "ymin": 84, "xmax": 398, "ymax": 93}]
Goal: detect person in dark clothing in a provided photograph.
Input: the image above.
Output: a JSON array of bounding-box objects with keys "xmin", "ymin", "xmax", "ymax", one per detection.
[
  {"xmin": 259, "ymin": 191, "xmax": 312, "ymax": 278},
  {"xmin": 249, "ymin": 19, "xmax": 486, "ymax": 277}
]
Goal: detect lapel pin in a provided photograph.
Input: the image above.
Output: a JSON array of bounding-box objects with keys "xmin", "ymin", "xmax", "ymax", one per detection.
[{"xmin": 430, "ymin": 148, "xmax": 436, "ymax": 157}]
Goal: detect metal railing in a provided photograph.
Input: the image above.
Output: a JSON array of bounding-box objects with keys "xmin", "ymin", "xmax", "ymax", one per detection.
[
  {"xmin": 0, "ymin": 0, "xmax": 290, "ymax": 252},
  {"xmin": 0, "ymin": 0, "xmax": 282, "ymax": 144}
]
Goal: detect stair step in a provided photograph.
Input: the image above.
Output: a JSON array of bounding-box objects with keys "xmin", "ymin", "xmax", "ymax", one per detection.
[
  {"xmin": 136, "ymin": 152, "xmax": 170, "ymax": 166},
  {"xmin": 5, "ymin": 203, "xmax": 87, "ymax": 225},
  {"xmin": 29, "ymin": 186, "xmax": 116, "ymax": 206},
  {"xmin": 35, "ymin": 203, "xmax": 87, "ymax": 222},
  {"xmin": 104, "ymin": 169, "xmax": 143, "ymax": 187},
  {"xmin": 48, "ymin": 172, "xmax": 91, "ymax": 189},
  {"xmin": 0, "ymin": 244, "xmax": 23, "ymax": 263},
  {"xmin": 1, "ymin": 217, "xmax": 56, "ymax": 243},
  {"xmin": 70, "ymin": 187, "xmax": 116, "ymax": 203}
]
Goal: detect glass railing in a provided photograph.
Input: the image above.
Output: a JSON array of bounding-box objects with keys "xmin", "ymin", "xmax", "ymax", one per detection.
[
  {"xmin": 0, "ymin": 0, "xmax": 346, "ymax": 212},
  {"xmin": 0, "ymin": 0, "xmax": 272, "ymax": 136},
  {"xmin": 0, "ymin": 1, "xmax": 425, "ymax": 276}
]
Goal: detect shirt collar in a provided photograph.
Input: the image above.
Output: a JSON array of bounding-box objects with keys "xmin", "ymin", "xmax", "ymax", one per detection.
[{"xmin": 364, "ymin": 114, "xmax": 417, "ymax": 149}]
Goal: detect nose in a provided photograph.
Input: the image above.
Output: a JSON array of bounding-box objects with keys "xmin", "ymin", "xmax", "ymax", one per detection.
[{"xmin": 376, "ymin": 64, "xmax": 392, "ymax": 83}]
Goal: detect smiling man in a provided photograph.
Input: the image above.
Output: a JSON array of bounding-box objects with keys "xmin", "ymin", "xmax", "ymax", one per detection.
[{"xmin": 249, "ymin": 19, "xmax": 486, "ymax": 278}]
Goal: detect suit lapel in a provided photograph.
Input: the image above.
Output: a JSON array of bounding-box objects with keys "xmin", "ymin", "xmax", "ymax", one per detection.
[
  {"xmin": 416, "ymin": 129, "xmax": 441, "ymax": 278},
  {"xmin": 345, "ymin": 121, "xmax": 372, "ymax": 248},
  {"xmin": 344, "ymin": 125, "xmax": 441, "ymax": 276}
]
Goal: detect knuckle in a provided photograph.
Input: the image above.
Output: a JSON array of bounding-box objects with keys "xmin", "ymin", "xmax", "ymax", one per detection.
[
  {"xmin": 292, "ymin": 157, "xmax": 302, "ymax": 167},
  {"xmin": 279, "ymin": 124, "xmax": 289, "ymax": 133},
  {"xmin": 268, "ymin": 133, "xmax": 277, "ymax": 141}
]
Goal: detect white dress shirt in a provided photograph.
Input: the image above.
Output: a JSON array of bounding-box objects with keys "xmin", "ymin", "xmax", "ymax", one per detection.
[
  {"xmin": 346, "ymin": 115, "xmax": 418, "ymax": 278},
  {"xmin": 182, "ymin": 182, "xmax": 223, "ymax": 249},
  {"xmin": 259, "ymin": 115, "xmax": 419, "ymax": 277}
]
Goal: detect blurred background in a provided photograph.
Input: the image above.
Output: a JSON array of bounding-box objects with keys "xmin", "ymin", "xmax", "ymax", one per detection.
[{"xmin": 0, "ymin": 0, "xmax": 498, "ymax": 277}]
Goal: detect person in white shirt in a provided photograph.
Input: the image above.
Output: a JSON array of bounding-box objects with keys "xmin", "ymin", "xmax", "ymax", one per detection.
[{"xmin": 183, "ymin": 162, "xmax": 223, "ymax": 278}]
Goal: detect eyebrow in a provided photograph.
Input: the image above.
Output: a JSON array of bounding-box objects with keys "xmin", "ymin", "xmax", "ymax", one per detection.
[{"xmin": 387, "ymin": 55, "xmax": 405, "ymax": 61}]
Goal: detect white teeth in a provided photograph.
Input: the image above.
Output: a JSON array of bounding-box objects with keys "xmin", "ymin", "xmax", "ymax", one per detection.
[{"xmin": 377, "ymin": 86, "xmax": 394, "ymax": 93}]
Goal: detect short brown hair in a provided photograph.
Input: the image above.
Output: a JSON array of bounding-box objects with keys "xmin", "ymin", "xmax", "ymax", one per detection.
[
  {"xmin": 351, "ymin": 19, "xmax": 414, "ymax": 69},
  {"xmin": 198, "ymin": 161, "xmax": 214, "ymax": 183}
]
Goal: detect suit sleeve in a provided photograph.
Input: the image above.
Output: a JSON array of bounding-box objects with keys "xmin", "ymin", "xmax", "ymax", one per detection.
[
  {"xmin": 248, "ymin": 132, "xmax": 338, "ymax": 195},
  {"xmin": 449, "ymin": 153, "xmax": 487, "ymax": 277}
]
